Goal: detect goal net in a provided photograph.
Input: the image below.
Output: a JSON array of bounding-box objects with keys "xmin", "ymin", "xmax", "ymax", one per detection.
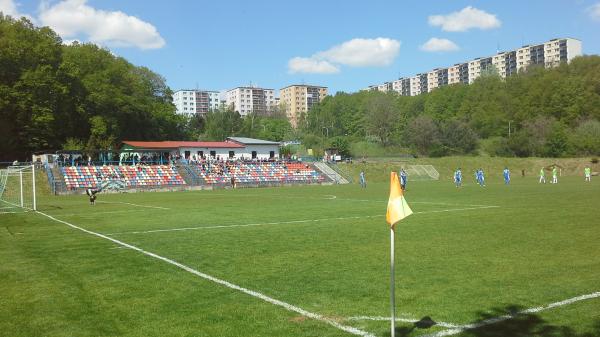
[
  {"xmin": 402, "ymin": 164, "xmax": 440, "ymax": 181},
  {"xmin": 0, "ymin": 165, "xmax": 37, "ymax": 212}
]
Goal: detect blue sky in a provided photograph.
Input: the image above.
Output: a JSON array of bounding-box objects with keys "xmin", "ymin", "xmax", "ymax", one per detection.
[{"xmin": 3, "ymin": 0, "xmax": 600, "ymax": 95}]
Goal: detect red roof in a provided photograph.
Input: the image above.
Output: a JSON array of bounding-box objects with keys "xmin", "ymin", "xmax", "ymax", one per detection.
[{"xmin": 123, "ymin": 141, "xmax": 244, "ymax": 149}]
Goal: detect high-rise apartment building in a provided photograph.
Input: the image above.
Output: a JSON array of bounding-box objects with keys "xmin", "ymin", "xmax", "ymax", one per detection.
[
  {"xmin": 279, "ymin": 84, "xmax": 328, "ymax": 127},
  {"xmin": 367, "ymin": 37, "xmax": 582, "ymax": 96},
  {"xmin": 173, "ymin": 90, "xmax": 220, "ymax": 115},
  {"xmin": 226, "ymin": 87, "xmax": 276, "ymax": 116}
]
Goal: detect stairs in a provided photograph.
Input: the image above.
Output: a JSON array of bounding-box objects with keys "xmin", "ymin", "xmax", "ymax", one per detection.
[
  {"xmin": 313, "ymin": 162, "xmax": 350, "ymax": 184},
  {"xmin": 176, "ymin": 164, "xmax": 203, "ymax": 186},
  {"xmin": 49, "ymin": 166, "xmax": 67, "ymax": 194}
]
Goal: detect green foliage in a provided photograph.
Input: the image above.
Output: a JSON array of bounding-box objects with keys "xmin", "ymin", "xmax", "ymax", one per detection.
[
  {"xmin": 328, "ymin": 136, "xmax": 350, "ymax": 157},
  {"xmin": 569, "ymin": 119, "xmax": 600, "ymax": 156},
  {"xmin": 0, "ymin": 16, "xmax": 183, "ymax": 160},
  {"xmin": 480, "ymin": 136, "xmax": 512, "ymax": 157},
  {"xmin": 3, "ymin": 15, "xmax": 600, "ymax": 160},
  {"xmin": 279, "ymin": 145, "xmax": 292, "ymax": 158},
  {"xmin": 303, "ymin": 55, "xmax": 600, "ymax": 158},
  {"xmin": 62, "ymin": 138, "xmax": 85, "ymax": 151},
  {"xmin": 203, "ymin": 109, "xmax": 242, "ymax": 141}
]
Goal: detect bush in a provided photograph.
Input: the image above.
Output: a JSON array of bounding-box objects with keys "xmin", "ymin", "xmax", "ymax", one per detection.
[{"xmin": 480, "ymin": 137, "xmax": 513, "ymax": 157}]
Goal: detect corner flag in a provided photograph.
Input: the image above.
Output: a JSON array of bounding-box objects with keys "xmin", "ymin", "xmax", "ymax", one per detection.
[
  {"xmin": 385, "ymin": 171, "xmax": 413, "ymax": 337},
  {"xmin": 386, "ymin": 172, "xmax": 413, "ymax": 229}
]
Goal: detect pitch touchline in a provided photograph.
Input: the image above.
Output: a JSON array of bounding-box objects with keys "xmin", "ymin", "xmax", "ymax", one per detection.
[
  {"xmin": 105, "ymin": 205, "xmax": 500, "ymax": 235},
  {"xmin": 35, "ymin": 211, "xmax": 375, "ymax": 337},
  {"xmin": 422, "ymin": 291, "xmax": 600, "ymax": 337}
]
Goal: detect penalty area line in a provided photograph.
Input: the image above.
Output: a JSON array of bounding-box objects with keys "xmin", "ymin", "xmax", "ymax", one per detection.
[
  {"xmin": 422, "ymin": 291, "xmax": 600, "ymax": 337},
  {"xmin": 34, "ymin": 211, "xmax": 376, "ymax": 337}
]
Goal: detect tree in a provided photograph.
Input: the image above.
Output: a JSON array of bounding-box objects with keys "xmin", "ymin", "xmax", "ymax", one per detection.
[
  {"xmin": 569, "ymin": 119, "xmax": 600, "ymax": 155},
  {"xmin": 404, "ymin": 115, "xmax": 440, "ymax": 155},
  {"xmin": 329, "ymin": 136, "xmax": 351, "ymax": 158},
  {"xmin": 364, "ymin": 93, "xmax": 399, "ymax": 146},
  {"xmin": 440, "ymin": 120, "xmax": 478, "ymax": 154},
  {"xmin": 203, "ymin": 109, "xmax": 242, "ymax": 140}
]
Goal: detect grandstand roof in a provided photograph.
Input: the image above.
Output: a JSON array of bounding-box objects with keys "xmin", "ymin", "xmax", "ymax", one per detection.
[
  {"xmin": 227, "ymin": 137, "xmax": 280, "ymax": 145},
  {"xmin": 122, "ymin": 141, "xmax": 244, "ymax": 149}
]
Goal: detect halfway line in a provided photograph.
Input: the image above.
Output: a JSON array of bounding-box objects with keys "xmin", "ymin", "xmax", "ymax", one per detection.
[{"xmin": 35, "ymin": 211, "xmax": 375, "ymax": 337}]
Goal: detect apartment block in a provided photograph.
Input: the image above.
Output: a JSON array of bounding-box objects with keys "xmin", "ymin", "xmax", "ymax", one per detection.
[
  {"xmin": 410, "ymin": 76, "xmax": 421, "ymax": 96},
  {"xmin": 226, "ymin": 86, "xmax": 276, "ymax": 116},
  {"xmin": 173, "ymin": 90, "xmax": 220, "ymax": 115},
  {"xmin": 279, "ymin": 84, "xmax": 328, "ymax": 127},
  {"xmin": 370, "ymin": 37, "xmax": 582, "ymax": 96},
  {"xmin": 401, "ymin": 78, "xmax": 411, "ymax": 96},
  {"xmin": 392, "ymin": 79, "xmax": 403, "ymax": 93}
]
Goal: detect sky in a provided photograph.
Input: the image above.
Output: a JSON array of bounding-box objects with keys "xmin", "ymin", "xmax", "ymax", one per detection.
[{"xmin": 2, "ymin": 0, "xmax": 600, "ymax": 96}]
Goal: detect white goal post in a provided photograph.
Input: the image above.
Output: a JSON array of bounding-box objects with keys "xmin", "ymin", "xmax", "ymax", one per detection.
[
  {"xmin": 403, "ymin": 164, "xmax": 440, "ymax": 181},
  {"xmin": 0, "ymin": 164, "xmax": 37, "ymax": 212}
]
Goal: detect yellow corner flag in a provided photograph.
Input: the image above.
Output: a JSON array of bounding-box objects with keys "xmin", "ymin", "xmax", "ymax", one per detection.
[{"xmin": 386, "ymin": 171, "xmax": 413, "ymax": 229}]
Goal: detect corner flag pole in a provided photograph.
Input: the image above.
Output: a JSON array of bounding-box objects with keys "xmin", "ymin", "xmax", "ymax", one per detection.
[
  {"xmin": 390, "ymin": 226, "xmax": 396, "ymax": 337},
  {"xmin": 386, "ymin": 171, "xmax": 413, "ymax": 337}
]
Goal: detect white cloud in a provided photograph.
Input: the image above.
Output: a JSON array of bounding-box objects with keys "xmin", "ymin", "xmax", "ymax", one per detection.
[
  {"xmin": 0, "ymin": 0, "xmax": 34, "ymax": 21},
  {"xmin": 428, "ymin": 6, "xmax": 501, "ymax": 32},
  {"xmin": 588, "ymin": 3, "xmax": 600, "ymax": 21},
  {"xmin": 38, "ymin": 0, "xmax": 165, "ymax": 50},
  {"xmin": 316, "ymin": 38, "xmax": 401, "ymax": 67},
  {"xmin": 420, "ymin": 38, "xmax": 460, "ymax": 52},
  {"xmin": 287, "ymin": 37, "xmax": 401, "ymax": 74},
  {"xmin": 288, "ymin": 57, "xmax": 339, "ymax": 74}
]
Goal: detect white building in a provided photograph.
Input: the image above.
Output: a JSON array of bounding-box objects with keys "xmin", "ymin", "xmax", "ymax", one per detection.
[
  {"xmin": 173, "ymin": 90, "xmax": 220, "ymax": 115},
  {"xmin": 122, "ymin": 137, "xmax": 280, "ymax": 161},
  {"xmin": 371, "ymin": 37, "xmax": 582, "ymax": 96},
  {"xmin": 226, "ymin": 137, "xmax": 280, "ymax": 160},
  {"xmin": 226, "ymin": 87, "xmax": 276, "ymax": 116}
]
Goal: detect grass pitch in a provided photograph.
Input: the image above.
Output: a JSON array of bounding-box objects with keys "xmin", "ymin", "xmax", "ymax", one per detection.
[{"xmin": 1, "ymin": 176, "xmax": 599, "ymax": 337}]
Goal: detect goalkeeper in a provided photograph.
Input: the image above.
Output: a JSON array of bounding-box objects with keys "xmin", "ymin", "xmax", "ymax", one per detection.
[{"xmin": 86, "ymin": 187, "xmax": 102, "ymax": 205}]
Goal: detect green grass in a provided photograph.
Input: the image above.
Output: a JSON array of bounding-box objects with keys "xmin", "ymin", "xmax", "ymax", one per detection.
[{"xmin": 1, "ymin": 176, "xmax": 600, "ymax": 337}]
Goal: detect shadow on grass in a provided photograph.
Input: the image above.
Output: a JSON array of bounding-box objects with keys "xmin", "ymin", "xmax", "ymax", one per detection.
[
  {"xmin": 389, "ymin": 316, "xmax": 439, "ymax": 337},
  {"xmin": 463, "ymin": 305, "xmax": 600, "ymax": 337},
  {"xmin": 387, "ymin": 306, "xmax": 600, "ymax": 337}
]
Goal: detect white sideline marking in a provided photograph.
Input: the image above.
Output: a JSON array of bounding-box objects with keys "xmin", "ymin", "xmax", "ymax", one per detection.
[
  {"xmin": 35, "ymin": 211, "xmax": 375, "ymax": 337},
  {"xmin": 422, "ymin": 291, "xmax": 600, "ymax": 337},
  {"xmin": 96, "ymin": 201, "xmax": 170, "ymax": 210},
  {"xmin": 0, "ymin": 211, "xmax": 21, "ymax": 214},
  {"xmin": 107, "ymin": 205, "xmax": 499, "ymax": 236},
  {"xmin": 0, "ymin": 206, "xmax": 16, "ymax": 210},
  {"xmin": 347, "ymin": 316, "xmax": 462, "ymax": 329}
]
